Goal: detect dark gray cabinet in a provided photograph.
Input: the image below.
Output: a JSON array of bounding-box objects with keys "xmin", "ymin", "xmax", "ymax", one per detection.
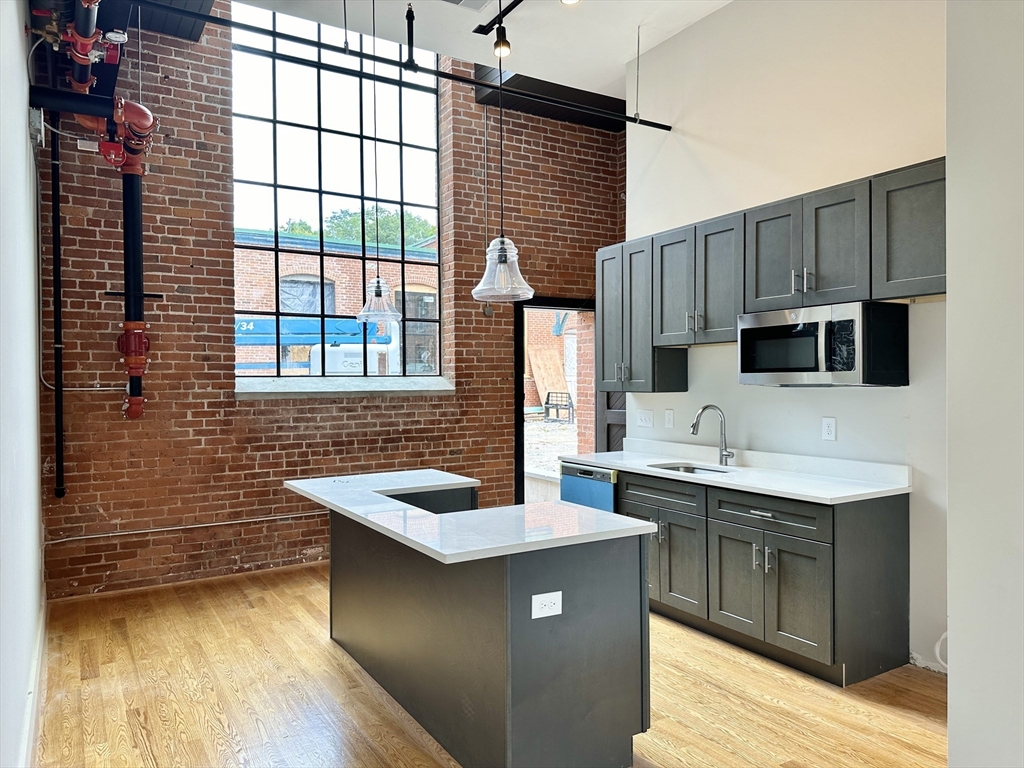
[
  {"xmin": 596, "ymin": 240, "xmax": 688, "ymax": 393},
  {"xmin": 620, "ymin": 500, "xmax": 660, "ymax": 590},
  {"xmin": 658, "ymin": 509, "xmax": 707, "ymax": 619},
  {"xmin": 744, "ymin": 199, "xmax": 802, "ymax": 313},
  {"xmin": 652, "ymin": 227, "xmax": 696, "ymax": 346},
  {"xmin": 872, "ymin": 160, "xmax": 946, "ymax": 299},
  {"xmin": 764, "ymin": 532, "xmax": 833, "ymax": 665},
  {"xmin": 803, "ymin": 181, "xmax": 870, "ymax": 306},
  {"xmin": 708, "ymin": 519, "xmax": 764, "ymax": 639},
  {"xmin": 695, "ymin": 214, "xmax": 745, "ymax": 344}
]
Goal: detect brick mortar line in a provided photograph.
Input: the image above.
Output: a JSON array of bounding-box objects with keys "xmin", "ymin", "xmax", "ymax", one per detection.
[{"xmin": 46, "ymin": 510, "xmax": 328, "ymax": 545}]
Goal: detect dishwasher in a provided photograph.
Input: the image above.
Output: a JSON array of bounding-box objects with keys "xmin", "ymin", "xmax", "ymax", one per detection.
[{"xmin": 559, "ymin": 463, "xmax": 617, "ymax": 512}]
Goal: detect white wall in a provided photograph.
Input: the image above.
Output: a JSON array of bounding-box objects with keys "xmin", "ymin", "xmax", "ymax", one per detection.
[
  {"xmin": 624, "ymin": 0, "xmax": 948, "ymax": 666},
  {"xmin": 946, "ymin": 1, "xmax": 1024, "ymax": 765},
  {"xmin": 0, "ymin": 2, "xmax": 46, "ymax": 766}
]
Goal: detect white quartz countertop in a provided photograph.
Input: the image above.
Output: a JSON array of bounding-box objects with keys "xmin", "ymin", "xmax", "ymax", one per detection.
[
  {"xmin": 561, "ymin": 447, "xmax": 912, "ymax": 505},
  {"xmin": 284, "ymin": 469, "xmax": 656, "ymax": 564}
]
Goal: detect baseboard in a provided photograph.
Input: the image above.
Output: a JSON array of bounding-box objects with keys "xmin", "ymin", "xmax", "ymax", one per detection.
[{"xmin": 17, "ymin": 598, "xmax": 47, "ymax": 768}]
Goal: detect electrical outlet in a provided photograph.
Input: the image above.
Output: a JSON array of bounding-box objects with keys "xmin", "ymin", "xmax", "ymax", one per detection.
[
  {"xmin": 822, "ymin": 417, "xmax": 836, "ymax": 441},
  {"xmin": 531, "ymin": 591, "xmax": 562, "ymax": 619},
  {"xmin": 664, "ymin": 409, "xmax": 674, "ymax": 428},
  {"xmin": 637, "ymin": 409, "xmax": 654, "ymax": 428}
]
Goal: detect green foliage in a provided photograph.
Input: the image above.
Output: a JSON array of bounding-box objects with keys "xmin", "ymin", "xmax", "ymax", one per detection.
[{"xmin": 279, "ymin": 208, "xmax": 437, "ymax": 247}]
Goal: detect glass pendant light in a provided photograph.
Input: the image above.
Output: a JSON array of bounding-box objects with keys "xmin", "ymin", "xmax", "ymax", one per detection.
[
  {"xmin": 357, "ymin": 0, "xmax": 403, "ymax": 329},
  {"xmin": 473, "ymin": 0, "xmax": 534, "ymax": 303}
]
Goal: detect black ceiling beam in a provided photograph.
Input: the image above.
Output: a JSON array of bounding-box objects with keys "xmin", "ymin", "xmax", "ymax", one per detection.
[
  {"xmin": 127, "ymin": 0, "xmax": 672, "ymax": 132},
  {"xmin": 472, "ymin": 0, "xmax": 527, "ymax": 36}
]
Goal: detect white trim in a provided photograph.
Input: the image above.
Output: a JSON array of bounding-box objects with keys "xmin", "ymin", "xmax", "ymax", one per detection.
[
  {"xmin": 234, "ymin": 375, "xmax": 456, "ymax": 400},
  {"xmin": 17, "ymin": 598, "xmax": 46, "ymax": 768}
]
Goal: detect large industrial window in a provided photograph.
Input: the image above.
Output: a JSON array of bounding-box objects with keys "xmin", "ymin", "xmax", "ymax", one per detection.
[{"xmin": 231, "ymin": 2, "xmax": 440, "ymax": 378}]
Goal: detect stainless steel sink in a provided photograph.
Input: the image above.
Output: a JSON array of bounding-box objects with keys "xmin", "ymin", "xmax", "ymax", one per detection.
[{"xmin": 648, "ymin": 462, "xmax": 739, "ymax": 475}]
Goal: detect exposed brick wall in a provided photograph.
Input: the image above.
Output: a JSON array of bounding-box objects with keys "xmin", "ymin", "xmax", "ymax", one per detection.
[{"xmin": 38, "ymin": 14, "xmax": 624, "ymax": 598}]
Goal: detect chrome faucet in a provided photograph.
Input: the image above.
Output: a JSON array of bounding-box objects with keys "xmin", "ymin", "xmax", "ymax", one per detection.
[{"xmin": 689, "ymin": 404, "xmax": 734, "ymax": 466}]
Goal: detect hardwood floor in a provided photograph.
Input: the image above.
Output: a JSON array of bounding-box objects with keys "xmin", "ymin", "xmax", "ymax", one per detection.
[{"xmin": 37, "ymin": 564, "xmax": 946, "ymax": 768}]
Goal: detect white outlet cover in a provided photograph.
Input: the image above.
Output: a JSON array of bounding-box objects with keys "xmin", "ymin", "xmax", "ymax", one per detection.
[
  {"xmin": 637, "ymin": 409, "xmax": 654, "ymax": 428},
  {"xmin": 664, "ymin": 409, "xmax": 674, "ymax": 428},
  {"xmin": 531, "ymin": 591, "xmax": 562, "ymax": 619},
  {"xmin": 822, "ymin": 417, "xmax": 837, "ymax": 441}
]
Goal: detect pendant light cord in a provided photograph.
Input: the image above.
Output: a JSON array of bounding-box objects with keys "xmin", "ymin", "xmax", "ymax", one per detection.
[
  {"xmin": 342, "ymin": 0, "xmax": 349, "ymax": 51},
  {"xmin": 372, "ymin": 0, "xmax": 380, "ymax": 279},
  {"xmin": 483, "ymin": 104, "xmax": 489, "ymax": 244},
  {"xmin": 634, "ymin": 25, "xmax": 641, "ymax": 121},
  {"xmin": 498, "ymin": 0, "xmax": 505, "ymax": 238}
]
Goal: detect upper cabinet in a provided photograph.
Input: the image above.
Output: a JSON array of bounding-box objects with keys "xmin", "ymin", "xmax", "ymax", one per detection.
[
  {"xmin": 871, "ymin": 160, "xmax": 946, "ymax": 299},
  {"xmin": 653, "ymin": 227, "xmax": 696, "ymax": 346},
  {"xmin": 744, "ymin": 199, "xmax": 802, "ymax": 313}
]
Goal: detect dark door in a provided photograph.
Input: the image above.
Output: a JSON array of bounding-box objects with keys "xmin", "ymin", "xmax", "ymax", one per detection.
[
  {"xmin": 871, "ymin": 159, "xmax": 946, "ymax": 299},
  {"xmin": 695, "ymin": 214, "xmax": 744, "ymax": 344},
  {"xmin": 596, "ymin": 245, "xmax": 623, "ymax": 391},
  {"xmin": 620, "ymin": 500, "xmax": 660, "ymax": 593},
  {"xmin": 764, "ymin": 532, "xmax": 833, "ymax": 665},
  {"xmin": 802, "ymin": 181, "xmax": 870, "ymax": 306},
  {"xmin": 708, "ymin": 520, "xmax": 764, "ymax": 639},
  {"xmin": 658, "ymin": 508, "xmax": 708, "ymax": 619},
  {"xmin": 622, "ymin": 238, "xmax": 653, "ymax": 391},
  {"xmin": 653, "ymin": 226, "xmax": 696, "ymax": 347},
  {"xmin": 595, "ymin": 391, "xmax": 627, "ymax": 452},
  {"xmin": 744, "ymin": 200, "xmax": 802, "ymax": 313}
]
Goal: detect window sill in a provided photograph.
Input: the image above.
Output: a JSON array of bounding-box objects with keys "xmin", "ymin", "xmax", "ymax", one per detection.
[{"xmin": 234, "ymin": 376, "xmax": 456, "ymax": 400}]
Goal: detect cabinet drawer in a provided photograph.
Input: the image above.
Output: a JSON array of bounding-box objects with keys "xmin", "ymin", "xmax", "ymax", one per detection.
[
  {"xmin": 707, "ymin": 489, "xmax": 833, "ymax": 543},
  {"xmin": 617, "ymin": 473, "xmax": 707, "ymax": 516}
]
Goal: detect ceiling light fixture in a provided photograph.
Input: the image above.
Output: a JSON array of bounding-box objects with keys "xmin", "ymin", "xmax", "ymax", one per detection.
[
  {"xmin": 560, "ymin": 0, "xmax": 581, "ymax": 5},
  {"xmin": 493, "ymin": 24, "xmax": 511, "ymax": 58},
  {"xmin": 357, "ymin": 0, "xmax": 402, "ymax": 331},
  {"xmin": 473, "ymin": 2, "xmax": 534, "ymax": 303}
]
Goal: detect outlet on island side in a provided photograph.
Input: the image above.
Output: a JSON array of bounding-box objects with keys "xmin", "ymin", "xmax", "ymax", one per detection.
[
  {"xmin": 822, "ymin": 417, "xmax": 837, "ymax": 441},
  {"xmin": 531, "ymin": 591, "xmax": 562, "ymax": 619}
]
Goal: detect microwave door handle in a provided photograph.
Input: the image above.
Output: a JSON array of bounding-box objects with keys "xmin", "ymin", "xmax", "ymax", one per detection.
[{"xmin": 819, "ymin": 322, "xmax": 829, "ymax": 373}]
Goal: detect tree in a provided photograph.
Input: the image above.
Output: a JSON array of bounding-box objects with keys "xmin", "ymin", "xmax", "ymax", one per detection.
[
  {"xmin": 323, "ymin": 207, "xmax": 437, "ymax": 247},
  {"xmin": 279, "ymin": 218, "xmax": 315, "ymax": 236}
]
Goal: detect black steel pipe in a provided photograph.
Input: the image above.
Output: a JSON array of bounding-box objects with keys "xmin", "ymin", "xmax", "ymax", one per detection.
[
  {"xmin": 50, "ymin": 112, "xmax": 66, "ymax": 498},
  {"xmin": 404, "ymin": 4, "xmax": 416, "ymax": 69},
  {"xmin": 71, "ymin": 0, "xmax": 99, "ymax": 89},
  {"xmin": 132, "ymin": 0, "xmax": 673, "ymax": 132},
  {"xmin": 122, "ymin": 173, "xmax": 144, "ymax": 399},
  {"xmin": 30, "ymin": 86, "xmax": 114, "ymax": 118}
]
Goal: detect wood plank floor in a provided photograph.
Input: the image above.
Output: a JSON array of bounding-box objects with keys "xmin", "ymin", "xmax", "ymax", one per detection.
[{"xmin": 37, "ymin": 563, "xmax": 946, "ymax": 768}]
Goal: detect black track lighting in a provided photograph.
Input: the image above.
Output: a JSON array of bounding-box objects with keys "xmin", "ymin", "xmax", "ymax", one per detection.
[{"xmin": 493, "ymin": 24, "xmax": 511, "ymax": 58}]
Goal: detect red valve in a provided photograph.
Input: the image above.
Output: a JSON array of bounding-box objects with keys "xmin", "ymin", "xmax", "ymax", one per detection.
[
  {"xmin": 117, "ymin": 321, "xmax": 150, "ymax": 377},
  {"xmin": 122, "ymin": 396, "xmax": 145, "ymax": 420},
  {"xmin": 103, "ymin": 42, "xmax": 120, "ymax": 65},
  {"xmin": 99, "ymin": 140, "xmax": 126, "ymax": 168}
]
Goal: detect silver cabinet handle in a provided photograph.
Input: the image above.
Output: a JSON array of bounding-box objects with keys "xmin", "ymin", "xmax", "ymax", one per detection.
[
  {"xmin": 659, "ymin": 521, "xmax": 666, "ymax": 543},
  {"xmin": 614, "ymin": 362, "xmax": 621, "ymax": 381},
  {"xmin": 745, "ymin": 509, "xmax": 774, "ymax": 518},
  {"xmin": 751, "ymin": 542, "xmax": 761, "ymax": 570},
  {"xmin": 765, "ymin": 547, "xmax": 772, "ymax": 574},
  {"xmin": 694, "ymin": 311, "xmax": 702, "ymax": 331},
  {"xmin": 622, "ymin": 364, "xmax": 630, "ymax": 381},
  {"xmin": 791, "ymin": 269, "xmax": 797, "ymax": 295},
  {"xmin": 684, "ymin": 312, "xmax": 691, "ymax": 333},
  {"xmin": 804, "ymin": 267, "xmax": 812, "ymax": 292}
]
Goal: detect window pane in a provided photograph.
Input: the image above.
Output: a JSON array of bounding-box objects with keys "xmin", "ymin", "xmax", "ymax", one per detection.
[
  {"xmin": 402, "ymin": 88, "xmax": 436, "ymax": 148},
  {"xmin": 235, "ymin": 248, "xmax": 275, "ymax": 311},
  {"xmin": 275, "ymin": 12, "xmax": 318, "ymax": 61},
  {"xmin": 363, "ymin": 36, "xmax": 400, "ymax": 81},
  {"xmin": 234, "ymin": 183, "xmax": 274, "ymax": 239},
  {"xmin": 322, "ymin": 195, "xmax": 362, "ymax": 255},
  {"xmin": 322, "ymin": 133, "xmax": 360, "ymax": 196},
  {"xmin": 365, "ymin": 260, "xmax": 403, "ymax": 375},
  {"xmin": 275, "ymin": 61, "xmax": 318, "ymax": 127},
  {"xmin": 277, "ymin": 189, "xmax": 320, "ymax": 251},
  {"xmin": 402, "ymin": 264, "xmax": 439, "ymax": 320},
  {"xmin": 320, "ymin": 25, "xmax": 360, "ymax": 70},
  {"xmin": 403, "ymin": 49, "xmax": 437, "ymax": 88},
  {"xmin": 363, "ymin": 140, "xmax": 400, "ymax": 201},
  {"xmin": 405, "ymin": 322, "xmax": 439, "ymax": 375},
  {"xmin": 321, "ymin": 71, "xmax": 360, "ymax": 134},
  {"xmin": 235, "ymin": 313, "xmax": 277, "ymax": 376},
  {"xmin": 403, "ymin": 206, "xmax": 438, "ymax": 255},
  {"xmin": 362, "ymin": 80, "xmax": 399, "ymax": 142},
  {"xmin": 232, "ymin": 3, "xmax": 272, "ymax": 51},
  {"xmin": 321, "ymin": 317, "xmax": 364, "ymax": 375},
  {"xmin": 279, "ymin": 316, "xmax": 319, "ymax": 375},
  {"xmin": 278, "ymin": 253, "xmax": 323, "ymax": 313},
  {"xmin": 276, "ymin": 124, "xmax": 319, "ymax": 189},
  {"xmin": 324, "ymin": 257, "xmax": 365, "ymax": 316},
  {"xmin": 364, "ymin": 201, "xmax": 401, "ymax": 261},
  {"xmin": 233, "ymin": 117, "xmax": 273, "ymax": 182},
  {"xmin": 233, "ymin": 51, "xmax": 273, "ymax": 117},
  {"xmin": 403, "ymin": 147, "xmax": 437, "ymax": 206}
]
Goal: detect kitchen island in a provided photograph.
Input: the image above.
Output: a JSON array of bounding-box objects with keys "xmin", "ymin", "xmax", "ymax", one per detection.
[{"xmin": 285, "ymin": 469, "xmax": 656, "ymax": 768}]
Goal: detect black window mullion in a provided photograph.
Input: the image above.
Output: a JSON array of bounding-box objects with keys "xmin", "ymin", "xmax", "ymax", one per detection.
[
  {"xmin": 271, "ymin": 47, "xmax": 281, "ymax": 377},
  {"xmin": 359, "ymin": 32, "xmax": 368, "ymax": 378}
]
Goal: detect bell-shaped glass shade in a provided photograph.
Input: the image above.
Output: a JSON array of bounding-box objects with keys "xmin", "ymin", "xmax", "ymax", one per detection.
[
  {"xmin": 472, "ymin": 236, "xmax": 535, "ymax": 302},
  {"xmin": 357, "ymin": 275, "xmax": 402, "ymax": 326}
]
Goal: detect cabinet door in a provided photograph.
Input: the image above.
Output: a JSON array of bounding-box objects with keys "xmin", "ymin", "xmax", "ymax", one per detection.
[
  {"xmin": 620, "ymin": 500, "xmax": 660, "ymax": 593},
  {"xmin": 658, "ymin": 509, "xmax": 707, "ymax": 619},
  {"xmin": 653, "ymin": 227, "xmax": 696, "ymax": 347},
  {"xmin": 695, "ymin": 214, "xmax": 744, "ymax": 344},
  {"xmin": 595, "ymin": 245, "xmax": 623, "ymax": 392},
  {"xmin": 707, "ymin": 520, "xmax": 764, "ymax": 640},
  {"xmin": 744, "ymin": 200, "xmax": 802, "ymax": 313},
  {"xmin": 871, "ymin": 160, "xmax": 946, "ymax": 299},
  {"xmin": 622, "ymin": 238, "xmax": 654, "ymax": 392},
  {"xmin": 764, "ymin": 532, "xmax": 833, "ymax": 665},
  {"xmin": 802, "ymin": 181, "xmax": 870, "ymax": 306}
]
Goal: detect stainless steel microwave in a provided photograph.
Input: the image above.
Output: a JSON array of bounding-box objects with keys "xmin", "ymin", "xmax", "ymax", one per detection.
[{"xmin": 737, "ymin": 302, "xmax": 909, "ymax": 386}]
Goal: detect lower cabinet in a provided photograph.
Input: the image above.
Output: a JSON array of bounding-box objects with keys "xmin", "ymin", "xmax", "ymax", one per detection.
[{"xmin": 708, "ymin": 520, "xmax": 833, "ymax": 665}]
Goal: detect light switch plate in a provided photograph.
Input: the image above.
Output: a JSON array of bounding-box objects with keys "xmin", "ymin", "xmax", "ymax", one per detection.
[
  {"xmin": 637, "ymin": 409, "xmax": 654, "ymax": 428},
  {"xmin": 822, "ymin": 417, "xmax": 837, "ymax": 441},
  {"xmin": 531, "ymin": 591, "xmax": 562, "ymax": 619},
  {"xmin": 664, "ymin": 409, "xmax": 674, "ymax": 428}
]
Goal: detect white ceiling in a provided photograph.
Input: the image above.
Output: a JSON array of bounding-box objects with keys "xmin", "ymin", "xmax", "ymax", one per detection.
[{"xmin": 243, "ymin": 0, "xmax": 731, "ymax": 97}]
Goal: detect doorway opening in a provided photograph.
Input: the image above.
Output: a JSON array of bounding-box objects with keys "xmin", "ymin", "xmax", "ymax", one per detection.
[{"xmin": 514, "ymin": 299, "xmax": 596, "ymax": 504}]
